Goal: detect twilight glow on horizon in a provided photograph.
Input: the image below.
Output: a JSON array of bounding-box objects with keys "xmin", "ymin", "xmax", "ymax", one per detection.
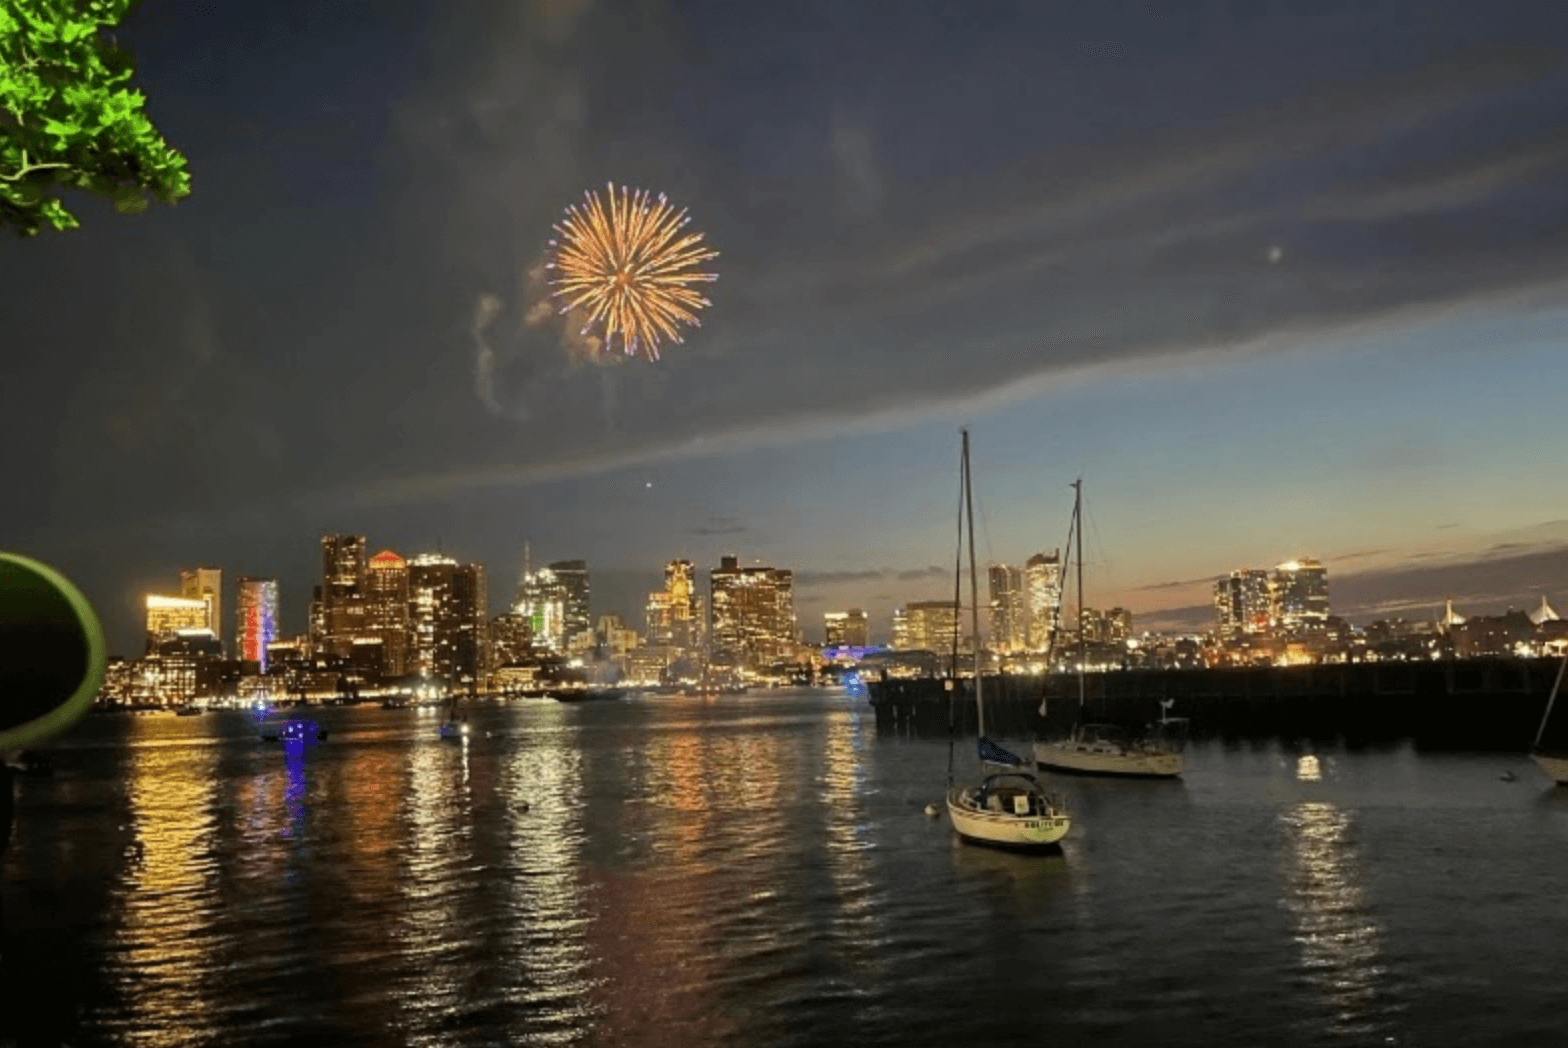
[{"xmin": 3, "ymin": 1, "xmax": 1567, "ymax": 654}]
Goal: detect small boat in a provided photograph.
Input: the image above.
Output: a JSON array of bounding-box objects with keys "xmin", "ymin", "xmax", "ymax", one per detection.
[
  {"xmin": 943, "ymin": 430, "xmax": 1071, "ymax": 851},
  {"xmin": 1035, "ymin": 719, "xmax": 1185, "ymax": 779},
  {"xmin": 1032, "ymin": 481, "xmax": 1186, "ymax": 779},
  {"xmin": 261, "ymin": 721, "xmax": 328, "ymax": 743},
  {"xmin": 948, "ymin": 770, "xmax": 1071, "ymax": 849},
  {"xmin": 1530, "ymin": 654, "xmax": 1568, "ymax": 785},
  {"xmin": 438, "ymin": 720, "xmax": 469, "ymax": 739},
  {"xmin": 174, "ymin": 705, "xmax": 204, "ymax": 717}
]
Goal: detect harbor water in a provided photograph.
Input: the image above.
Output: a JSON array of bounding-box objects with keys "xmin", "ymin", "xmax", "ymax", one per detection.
[{"xmin": 4, "ymin": 688, "xmax": 1567, "ymax": 1047}]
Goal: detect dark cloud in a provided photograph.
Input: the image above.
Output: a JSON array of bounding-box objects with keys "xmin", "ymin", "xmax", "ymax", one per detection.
[
  {"xmin": 686, "ymin": 515, "xmax": 747, "ymax": 537},
  {"xmin": 896, "ymin": 566, "xmax": 949, "ymax": 582},
  {"xmin": 1334, "ymin": 543, "xmax": 1568, "ymax": 621},
  {"xmin": 1136, "ymin": 576, "xmax": 1215, "ymax": 592},
  {"xmin": 795, "ymin": 569, "xmax": 889, "ymax": 587}
]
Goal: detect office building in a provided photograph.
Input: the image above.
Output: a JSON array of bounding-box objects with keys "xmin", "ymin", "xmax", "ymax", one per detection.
[
  {"xmin": 365, "ymin": 550, "xmax": 411, "ymax": 678},
  {"xmin": 1271, "ymin": 559, "xmax": 1330, "ymax": 632},
  {"xmin": 987, "ymin": 564, "xmax": 1027, "ymax": 651},
  {"xmin": 409, "ymin": 554, "xmax": 487, "ymax": 688},
  {"xmin": 145, "ymin": 594, "xmax": 210, "ymax": 644},
  {"xmin": 1024, "ymin": 551, "xmax": 1063, "ymax": 651},
  {"xmin": 824, "ymin": 609, "xmax": 869, "ymax": 648},
  {"xmin": 709, "ymin": 555, "xmax": 797, "ymax": 669},
  {"xmin": 516, "ymin": 566, "xmax": 567, "ymax": 652},
  {"xmin": 549, "ymin": 560, "xmax": 592, "ymax": 650},
  {"xmin": 1214, "ymin": 569, "xmax": 1272, "ymax": 637},
  {"xmin": 179, "ymin": 567, "xmax": 223, "ymax": 645},
  {"xmin": 320, "ymin": 534, "xmax": 368, "ymax": 658}
]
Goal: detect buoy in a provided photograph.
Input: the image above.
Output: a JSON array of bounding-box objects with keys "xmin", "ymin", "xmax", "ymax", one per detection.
[
  {"xmin": 1501, "ymin": 771, "xmax": 1517, "ymax": 782},
  {"xmin": 924, "ymin": 803, "xmax": 941, "ymax": 818}
]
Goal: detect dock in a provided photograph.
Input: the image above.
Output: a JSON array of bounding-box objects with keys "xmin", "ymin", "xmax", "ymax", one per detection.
[{"xmin": 866, "ymin": 657, "xmax": 1568, "ymax": 750}]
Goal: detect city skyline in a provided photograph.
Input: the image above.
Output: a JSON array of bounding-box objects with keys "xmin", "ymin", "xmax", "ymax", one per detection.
[
  {"xmin": 4, "ymin": 3, "xmax": 1567, "ymax": 660},
  {"xmin": 118, "ymin": 532, "xmax": 1568, "ymax": 663}
]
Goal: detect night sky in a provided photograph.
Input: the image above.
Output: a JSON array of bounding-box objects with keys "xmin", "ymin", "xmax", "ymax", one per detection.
[{"xmin": 5, "ymin": 0, "xmax": 1568, "ymax": 655}]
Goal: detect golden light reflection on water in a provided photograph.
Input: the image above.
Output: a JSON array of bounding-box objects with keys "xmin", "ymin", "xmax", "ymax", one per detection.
[
  {"xmin": 822, "ymin": 707, "xmax": 888, "ymax": 986},
  {"xmin": 1279, "ymin": 801, "xmax": 1387, "ymax": 1038},
  {"xmin": 501, "ymin": 713, "xmax": 600, "ymax": 1034},
  {"xmin": 1297, "ymin": 754, "xmax": 1323, "ymax": 781},
  {"xmin": 110, "ymin": 721, "xmax": 221, "ymax": 1047},
  {"xmin": 392, "ymin": 735, "xmax": 475, "ymax": 1044}
]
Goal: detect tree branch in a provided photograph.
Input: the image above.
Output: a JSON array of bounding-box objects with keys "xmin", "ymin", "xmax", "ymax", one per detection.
[{"xmin": 0, "ymin": 150, "xmax": 70, "ymax": 183}]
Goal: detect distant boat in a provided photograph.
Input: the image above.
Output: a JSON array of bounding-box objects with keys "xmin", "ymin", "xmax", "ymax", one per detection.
[
  {"xmin": 174, "ymin": 705, "xmax": 204, "ymax": 716},
  {"xmin": 1530, "ymin": 654, "xmax": 1568, "ymax": 785},
  {"xmin": 1032, "ymin": 479, "xmax": 1186, "ymax": 780},
  {"xmin": 261, "ymin": 720, "xmax": 328, "ymax": 743},
  {"xmin": 1035, "ymin": 721, "xmax": 1185, "ymax": 778},
  {"xmin": 944, "ymin": 430, "xmax": 1071, "ymax": 851}
]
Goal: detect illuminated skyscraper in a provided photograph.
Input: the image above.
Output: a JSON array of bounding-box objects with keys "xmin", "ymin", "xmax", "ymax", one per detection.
[
  {"xmin": 1214, "ymin": 569, "xmax": 1272, "ymax": 636},
  {"xmin": 179, "ymin": 567, "xmax": 223, "ymax": 644},
  {"xmin": 235, "ymin": 577, "xmax": 279, "ymax": 671},
  {"xmin": 1271, "ymin": 559, "xmax": 1330, "ymax": 632},
  {"xmin": 647, "ymin": 559, "xmax": 703, "ymax": 651},
  {"xmin": 488, "ymin": 612, "xmax": 531, "ymax": 668},
  {"xmin": 1024, "ymin": 552, "xmax": 1063, "ymax": 651},
  {"xmin": 365, "ymin": 550, "xmax": 411, "ymax": 678},
  {"xmin": 549, "ymin": 560, "xmax": 592, "ymax": 650},
  {"xmin": 987, "ymin": 564, "xmax": 1027, "ymax": 651},
  {"xmin": 145, "ymin": 594, "xmax": 210, "ymax": 644},
  {"xmin": 409, "ymin": 554, "xmax": 487, "ymax": 688},
  {"xmin": 409, "ymin": 554, "xmax": 455, "ymax": 677},
  {"xmin": 894, "ymin": 601, "xmax": 965, "ymax": 654},
  {"xmin": 823, "ymin": 609, "xmax": 869, "ymax": 648},
  {"xmin": 320, "ymin": 534, "xmax": 367, "ymax": 657},
  {"xmin": 709, "ymin": 556, "xmax": 796, "ymax": 669},
  {"xmin": 891, "ymin": 608, "xmax": 910, "ymax": 650},
  {"xmin": 515, "ymin": 567, "xmax": 567, "ymax": 652}
]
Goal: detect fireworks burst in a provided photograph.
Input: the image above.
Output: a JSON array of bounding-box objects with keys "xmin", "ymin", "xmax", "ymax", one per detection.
[{"xmin": 546, "ymin": 183, "xmax": 719, "ymax": 361}]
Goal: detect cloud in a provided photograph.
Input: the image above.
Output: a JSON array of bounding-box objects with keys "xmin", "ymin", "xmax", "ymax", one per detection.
[
  {"xmin": 355, "ymin": 38, "xmax": 1568, "ymax": 505},
  {"xmin": 687, "ymin": 515, "xmax": 747, "ymax": 536},
  {"xmin": 896, "ymin": 565, "xmax": 948, "ymax": 582},
  {"xmin": 830, "ymin": 109, "xmax": 883, "ymax": 216},
  {"xmin": 795, "ymin": 569, "xmax": 889, "ymax": 587},
  {"xmin": 1329, "ymin": 542, "xmax": 1568, "ymax": 621},
  {"xmin": 1135, "ymin": 576, "xmax": 1216, "ymax": 592}
]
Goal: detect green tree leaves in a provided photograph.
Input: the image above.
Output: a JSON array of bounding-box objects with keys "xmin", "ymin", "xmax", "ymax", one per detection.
[{"xmin": 1, "ymin": 0, "xmax": 190, "ymax": 236}]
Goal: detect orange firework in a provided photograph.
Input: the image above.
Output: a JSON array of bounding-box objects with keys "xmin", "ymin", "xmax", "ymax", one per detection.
[{"xmin": 547, "ymin": 183, "xmax": 719, "ymax": 361}]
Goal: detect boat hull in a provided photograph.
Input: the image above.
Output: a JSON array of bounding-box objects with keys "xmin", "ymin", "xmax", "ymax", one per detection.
[
  {"xmin": 1034, "ymin": 741, "xmax": 1183, "ymax": 778},
  {"xmin": 946, "ymin": 786, "xmax": 1070, "ymax": 849},
  {"xmin": 1531, "ymin": 751, "xmax": 1568, "ymax": 785}
]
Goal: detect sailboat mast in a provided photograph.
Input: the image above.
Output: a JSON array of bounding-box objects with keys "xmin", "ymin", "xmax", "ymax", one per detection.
[
  {"xmin": 1534, "ymin": 654, "xmax": 1568, "ymax": 750},
  {"xmin": 964, "ymin": 431, "xmax": 985, "ymax": 742},
  {"xmin": 1074, "ymin": 479, "xmax": 1086, "ymax": 709}
]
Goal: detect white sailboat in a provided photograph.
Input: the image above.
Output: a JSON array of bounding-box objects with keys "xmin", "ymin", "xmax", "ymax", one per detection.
[
  {"xmin": 945, "ymin": 430, "xmax": 1072, "ymax": 850},
  {"xmin": 1529, "ymin": 654, "xmax": 1568, "ymax": 785},
  {"xmin": 1033, "ymin": 478, "xmax": 1186, "ymax": 779}
]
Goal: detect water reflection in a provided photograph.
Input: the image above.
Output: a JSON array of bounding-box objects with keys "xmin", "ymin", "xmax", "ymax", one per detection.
[
  {"xmin": 1279, "ymin": 801, "xmax": 1388, "ymax": 1038},
  {"xmin": 822, "ymin": 707, "xmax": 888, "ymax": 993},
  {"xmin": 500, "ymin": 708, "xmax": 599, "ymax": 1039},
  {"xmin": 102, "ymin": 722, "xmax": 222, "ymax": 1046},
  {"xmin": 393, "ymin": 734, "xmax": 475, "ymax": 1045}
]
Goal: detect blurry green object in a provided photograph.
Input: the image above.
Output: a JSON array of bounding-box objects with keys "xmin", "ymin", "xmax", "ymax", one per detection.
[
  {"xmin": 0, "ymin": 552, "xmax": 106, "ymax": 749},
  {"xmin": 0, "ymin": 0, "xmax": 191, "ymax": 236}
]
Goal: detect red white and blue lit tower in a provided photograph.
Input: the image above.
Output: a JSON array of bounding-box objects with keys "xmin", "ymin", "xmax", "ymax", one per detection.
[{"xmin": 237, "ymin": 577, "xmax": 280, "ymax": 672}]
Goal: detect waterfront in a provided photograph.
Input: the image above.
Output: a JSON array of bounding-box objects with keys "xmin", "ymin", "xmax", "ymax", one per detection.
[{"xmin": 4, "ymin": 689, "xmax": 1568, "ymax": 1047}]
